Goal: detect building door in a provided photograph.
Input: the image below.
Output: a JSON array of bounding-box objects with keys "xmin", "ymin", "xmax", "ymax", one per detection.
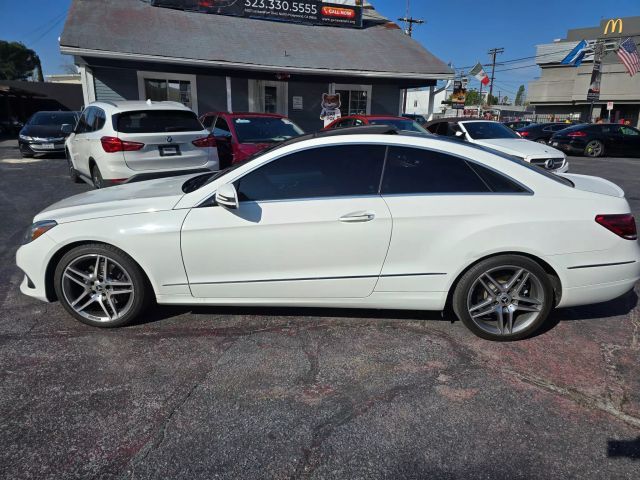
[{"xmin": 249, "ymin": 80, "xmax": 288, "ymax": 115}]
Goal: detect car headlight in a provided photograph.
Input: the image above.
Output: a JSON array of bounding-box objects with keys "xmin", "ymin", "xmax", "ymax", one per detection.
[
  {"xmin": 24, "ymin": 220, "xmax": 57, "ymax": 244},
  {"xmin": 19, "ymin": 134, "xmax": 33, "ymax": 141}
]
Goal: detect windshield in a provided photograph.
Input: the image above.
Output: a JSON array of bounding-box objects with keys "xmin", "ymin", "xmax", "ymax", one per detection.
[
  {"xmin": 29, "ymin": 112, "xmax": 77, "ymax": 126},
  {"xmin": 116, "ymin": 110, "xmax": 203, "ymax": 133},
  {"xmin": 233, "ymin": 117, "xmax": 304, "ymax": 143},
  {"xmin": 368, "ymin": 119, "xmax": 429, "ymax": 133},
  {"xmin": 463, "ymin": 122, "xmax": 520, "ymax": 140}
]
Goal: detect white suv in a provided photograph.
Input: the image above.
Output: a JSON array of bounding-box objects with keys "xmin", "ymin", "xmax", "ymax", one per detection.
[{"xmin": 64, "ymin": 101, "xmax": 219, "ymax": 188}]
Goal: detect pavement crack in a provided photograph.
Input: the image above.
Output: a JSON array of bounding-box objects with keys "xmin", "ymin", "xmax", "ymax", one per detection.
[
  {"xmin": 291, "ymin": 383, "xmax": 419, "ymax": 480},
  {"xmin": 503, "ymin": 368, "xmax": 640, "ymax": 429}
]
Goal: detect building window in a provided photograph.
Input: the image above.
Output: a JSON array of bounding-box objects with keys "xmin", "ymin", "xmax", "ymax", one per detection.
[
  {"xmin": 248, "ymin": 80, "xmax": 288, "ymax": 115},
  {"xmin": 331, "ymin": 84, "xmax": 372, "ymax": 115},
  {"xmin": 137, "ymin": 71, "xmax": 198, "ymax": 113}
]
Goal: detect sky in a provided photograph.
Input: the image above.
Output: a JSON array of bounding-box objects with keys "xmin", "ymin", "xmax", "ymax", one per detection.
[{"xmin": 1, "ymin": 0, "xmax": 638, "ymax": 99}]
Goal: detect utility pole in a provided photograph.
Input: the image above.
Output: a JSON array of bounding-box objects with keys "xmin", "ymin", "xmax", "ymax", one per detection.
[
  {"xmin": 487, "ymin": 47, "xmax": 504, "ymax": 106},
  {"xmin": 398, "ymin": 1, "xmax": 424, "ymax": 114}
]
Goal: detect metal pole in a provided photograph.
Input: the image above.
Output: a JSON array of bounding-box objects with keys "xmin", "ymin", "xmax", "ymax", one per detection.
[{"xmin": 487, "ymin": 47, "xmax": 504, "ymax": 106}]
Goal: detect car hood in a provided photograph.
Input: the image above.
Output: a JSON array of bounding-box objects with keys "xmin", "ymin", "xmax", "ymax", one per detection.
[
  {"xmin": 34, "ymin": 174, "xmax": 195, "ymax": 223},
  {"xmin": 473, "ymin": 138, "xmax": 564, "ymax": 158},
  {"xmin": 21, "ymin": 125, "xmax": 68, "ymax": 139}
]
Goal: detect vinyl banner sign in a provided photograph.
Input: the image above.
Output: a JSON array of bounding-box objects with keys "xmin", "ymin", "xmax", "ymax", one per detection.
[
  {"xmin": 587, "ymin": 42, "xmax": 604, "ymax": 102},
  {"xmin": 452, "ymin": 80, "xmax": 466, "ymax": 110},
  {"xmin": 150, "ymin": 0, "xmax": 363, "ymax": 28}
]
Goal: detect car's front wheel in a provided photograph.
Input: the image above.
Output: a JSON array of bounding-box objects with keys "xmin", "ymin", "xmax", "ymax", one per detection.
[
  {"xmin": 452, "ymin": 255, "xmax": 554, "ymax": 341},
  {"xmin": 53, "ymin": 244, "xmax": 150, "ymax": 327}
]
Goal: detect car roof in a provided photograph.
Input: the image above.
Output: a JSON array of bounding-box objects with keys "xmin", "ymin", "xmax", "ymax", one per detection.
[
  {"xmin": 202, "ymin": 111, "xmax": 287, "ymax": 119},
  {"xmin": 422, "ymin": 118, "xmax": 483, "ymax": 128},
  {"xmin": 90, "ymin": 100, "xmax": 192, "ymax": 112},
  {"xmin": 345, "ymin": 115, "xmax": 412, "ymax": 120}
]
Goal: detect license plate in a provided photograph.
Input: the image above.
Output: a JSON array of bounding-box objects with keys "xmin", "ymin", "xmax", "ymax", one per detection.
[
  {"xmin": 552, "ymin": 142, "xmax": 559, "ymax": 147},
  {"xmin": 40, "ymin": 143, "xmax": 55, "ymax": 149},
  {"xmin": 159, "ymin": 145, "xmax": 180, "ymax": 156}
]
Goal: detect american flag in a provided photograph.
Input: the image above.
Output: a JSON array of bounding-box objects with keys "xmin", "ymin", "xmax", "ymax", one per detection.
[{"xmin": 616, "ymin": 37, "xmax": 640, "ymax": 76}]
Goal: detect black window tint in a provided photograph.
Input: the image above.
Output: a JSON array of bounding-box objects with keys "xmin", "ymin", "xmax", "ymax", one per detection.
[
  {"xmin": 116, "ymin": 110, "xmax": 202, "ymax": 133},
  {"xmin": 381, "ymin": 147, "xmax": 490, "ymax": 195},
  {"xmin": 75, "ymin": 110, "xmax": 91, "ymax": 134},
  {"xmin": 235, "ymin": 145, "xmax": 386, "ymax": 202},
  {"xmin": 213, "ymin": 116, "xmax": 231, "ymax": 136},
  {"xmin": 84, "ymin": 108, "xmax": 97, "ymax": 133},
  {"xmin": 467, "ymin": 162, "xmax": 528, "ymax": 193},
  {"xmin": 94, "ymin": 109, "xmax": 106, "ymax": 131},
  {"xmin": 201, "ymin": 115, "xmax": 214, "ymax": 129}
]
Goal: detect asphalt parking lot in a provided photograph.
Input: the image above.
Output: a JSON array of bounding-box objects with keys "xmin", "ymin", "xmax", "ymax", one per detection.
[{"xmin": 1, "ymin": 139, "xmax": 639, "ymax": 479}]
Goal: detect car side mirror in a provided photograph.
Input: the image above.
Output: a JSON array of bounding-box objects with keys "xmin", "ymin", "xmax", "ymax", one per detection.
[
  {"xmin": 215, "ymin": 183, "xmax": 239, "ymax": 210},
  {"xmin": 61, "ymin": 124, "xmax": 73, "ymax": 135},
  {"xmin": 455, "ymin": 130, "xmax": 464, "ymax": 138}
]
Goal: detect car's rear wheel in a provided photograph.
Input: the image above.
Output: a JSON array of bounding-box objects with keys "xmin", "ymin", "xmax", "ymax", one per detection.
[
  {"xmin": 536, "ymin": 139, "xmax": 548, "ymax": 144},
  {"xmin": 67, "ymin": 150, "xmax": 82, "ymax": 183},
  {"xmin": 91, "ymin": 164, "xmax": 104, "ymax": 189},
  {"xmin": 452, "ymin": 255, "xmax": 554, "ymax": 341},
  {"xmin": 53, "ymin": 244, "xmax": 150, "ymax": 327},
  {"xmin": 584, "ymin": 140, "xmax": 604, "ymax": 158}
]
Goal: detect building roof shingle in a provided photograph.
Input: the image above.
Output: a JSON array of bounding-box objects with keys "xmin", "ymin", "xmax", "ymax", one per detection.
[{"xmin": 60, "ymin": 0, "xmax": 452, "ymax": 80}]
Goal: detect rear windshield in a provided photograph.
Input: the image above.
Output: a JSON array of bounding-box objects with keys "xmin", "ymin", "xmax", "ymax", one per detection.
[
  {"xmin": 115, "ymin": 110, "xmax": 203, "ymax": 133},
  {"xmin": 233, "ymin": 117, "xmax": 304, "ymax": 143},
  {"xmin": 29, "ymin": 112, "xmax": 78, "ymax": 126}
]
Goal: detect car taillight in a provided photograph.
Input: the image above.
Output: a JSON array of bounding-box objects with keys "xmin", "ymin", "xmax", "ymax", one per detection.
[
  {"xmin": 100, "ymin": 136, "xmax": 144, "ymax": 153},
  {"xmin": 567, "ymin": 131, "xmax": 587, "ymax": 138},
  {"xmin": 192, "ymin": 136, "xmax": 217, "ymax": 148},
  {"xmin": 596, "ymin": 214, "xmax": 637, "ymax": 240},
  {"xmin": 519, "ymin": 131, "xmax": 530, "ymax": 137}
]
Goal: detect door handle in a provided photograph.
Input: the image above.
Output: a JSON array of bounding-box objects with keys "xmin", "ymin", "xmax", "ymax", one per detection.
[{"xmin": 339, "ymin": 211, "xmax": 375, "ymax": 223}]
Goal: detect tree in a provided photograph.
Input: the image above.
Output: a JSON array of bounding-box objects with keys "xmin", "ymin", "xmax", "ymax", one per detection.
[
  {"xmin": 0, "ymin": 41, "xmax": 42, "ymax": 81},
  {"xmin": 465, "ymin": 90, "xmax": 482, "ymax": 106},
  {"xmin": 515, "ymin": 85, "xmax": 526, "ymax": 106}
]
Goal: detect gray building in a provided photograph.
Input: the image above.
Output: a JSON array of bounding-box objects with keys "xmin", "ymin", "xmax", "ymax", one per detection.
[
  {"xmin": 60, "ymin": 0, "xmax": 452, "ymax": 132},
  {"xmin": 528, "ymin": 16, "xmax": 640, "ymax": 127}
]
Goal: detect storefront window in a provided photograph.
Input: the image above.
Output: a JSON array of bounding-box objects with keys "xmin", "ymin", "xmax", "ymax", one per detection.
[
  {"xmin": 137, "ymin": 71, "xmax": 198, "ymax": 112},
  {"xmin": 264, "ymin": 86, "xmax": 278, "ymax": 113},
  {"xmin": 333, "ymin": 85, "xmax": 371, "ymax": 115}
]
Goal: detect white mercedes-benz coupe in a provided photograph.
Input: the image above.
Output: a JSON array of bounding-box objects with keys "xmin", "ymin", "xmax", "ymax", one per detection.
[{"xmin": 17, "ymin": 126, "xmax": 640, "ymax": 341}]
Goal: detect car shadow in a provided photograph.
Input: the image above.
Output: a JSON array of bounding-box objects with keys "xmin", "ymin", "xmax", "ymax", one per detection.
[
  {"xmin": 607, "ymin": 437, "xmax": 640, "ymax": 459},
  {"xmin": 129, "ymin": 303, "xmax": 446, "ymax": 328}
]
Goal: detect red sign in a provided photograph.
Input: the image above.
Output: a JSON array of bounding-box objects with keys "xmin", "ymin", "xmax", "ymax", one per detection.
[{"xmin": 321, "ymin": 6, "xmax": 356, "ymax": 19}]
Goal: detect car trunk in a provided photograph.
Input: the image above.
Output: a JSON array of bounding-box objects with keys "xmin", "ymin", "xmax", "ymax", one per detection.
[
  {"xmin": 560, "ymin": 173, "xmax": 625, "ymax": 198},
  {"xmin": 115, "ymin": 110, "xmax": 210, "ymax": 171}
]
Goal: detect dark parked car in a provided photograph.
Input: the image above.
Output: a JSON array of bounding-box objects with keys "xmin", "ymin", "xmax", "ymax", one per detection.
[
  {"xmin": 550, "ymin": 123, "xmax": 640, "ymax": 158},
  {"xmin": 503, "ymin": 120, "xmax": 533, "ymax": 131},
  {"xmin": 517, "ymin": 123, "xmax": 573, "ymax": 144},
  {"xmin": 18, "ymin": 111, "xmax": 79, "ymax": 158},
  {"xmin": 324, "ymin": 115, "xmax": 430, "ymax": 133}
]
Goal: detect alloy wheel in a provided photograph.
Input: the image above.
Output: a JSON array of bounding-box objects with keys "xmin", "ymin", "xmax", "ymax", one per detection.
[
  {"xmin": 92, "ymin": 166, "xmax": 103, "ymax": 189},
  {"xmin": 585, "ymin": 140, "xmax": 603, "ymax": 157},
  {"xmin": 61, "ymin": 254, "xmax": 135, "ymax": 322},
  {"xmin": 466, "ymin": 265, "xmax": 545, "ymax": 336}
]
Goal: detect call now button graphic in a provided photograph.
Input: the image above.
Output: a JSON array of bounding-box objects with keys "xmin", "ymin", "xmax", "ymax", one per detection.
[{"xmin": 321, "ymin": 6, "xmax": 356, "ymax": 19}]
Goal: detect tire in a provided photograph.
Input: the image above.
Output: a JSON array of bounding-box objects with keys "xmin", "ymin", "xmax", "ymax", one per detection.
[
  {"xmin": 536, "ymin": 139, "xmax": 548, "ymax": 145},
  {"xmin": 452, "ymin": 255, "xmax": 554, "ymax": 341},
  {"xmin": 53, "ymin": 243, "xmax": 151, "ymax": 328},
  {"xmin": 584, "ymin": 140, "xmax": 604, "ymax": 158},
  {"xmin": 91, "ymin": 163, "xmax": 104, "ymax": 189},
  {"xmin": 20, "ymin": 147, "xmax": 34, "ymax": 158},
  {"xmin": 67, "ymin": 150, "xmax": 82, "ymax": 183}
]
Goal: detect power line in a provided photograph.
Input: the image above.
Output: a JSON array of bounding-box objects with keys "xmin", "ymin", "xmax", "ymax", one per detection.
[
  {"xmin": 23, "ymin": 10, "xmax": 67, "ymax": 42},
  {"xmin": 30, "ymin": 16, "xmax": 66, "ymax": 46}
]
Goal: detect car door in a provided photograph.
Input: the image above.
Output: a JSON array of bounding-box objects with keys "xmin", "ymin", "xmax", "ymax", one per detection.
[
  {"xmin": 212, "ymin": 116, "xmax": 233, "ymax": 168},
  {"xmin": 619, "ymin": 126, "xmax": 640, "ymax": 156},
  {"xmin": 600, "ymin": 125, "xmax": 624, "ymax": 155},
  {"xmin": 180, "ymin": 143, "xmax": 392, "ymax": 299},
  {"xmin": 377, "ymin": 145, "xmax": 531, "ymax": 293}
]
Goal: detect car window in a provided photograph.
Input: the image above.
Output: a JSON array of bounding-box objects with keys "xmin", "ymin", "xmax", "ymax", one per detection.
[
  {"xmin": 234, "ymin": 144, "xmax": 386, "ymax": 202},
  {"xmin": 75, "ymin": 109, "xmax": 91, "ymax": 134},
  {"xmin": 381, "ymin": 147, "xmax": 491, "ymax": 195},
  {"xmin": 353, "ymin": 119, "xmax": 365, "ymax": 126},
  {"xmin": 93, "ymin": 108, "xmax": 106, "ymax": 131},
  {"xmin": 551, "ymin": 124, "xmax": 568, "ymax": 132},
  {"xmin": 213, "ymin": 116, "xmax": 231, "ymax": 137},
  {"xmin": 233, "ymin": 117, "xmax": 304, "ymax": 143},
  {"xmin": 28, "ymin": 112, "xmax": 78, "ymax": 126},
  {"xmin": 601, "ymin": 125, "xmax": 621, "ymax": 134},
  {"xmin": 368, "ymin": 119, "xmax": 429, "ymax": 134},
  {"xmin": 467, "ymin": 162, "xmax": 528, "ymax": 193},
  {"xmin": 621, "ymin": 127, "xmax": 639, "ymax": 136},
  {"xmin": 115, "ymin": 110, "xmax": 202, "ymax": 133},
  {"xmin": 201, "ymin": 115, "xmax": 215, "ymax": 130},
  {"xmin": 462, "ymin": 122, "xmax": 520, "ymax": 140}
]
